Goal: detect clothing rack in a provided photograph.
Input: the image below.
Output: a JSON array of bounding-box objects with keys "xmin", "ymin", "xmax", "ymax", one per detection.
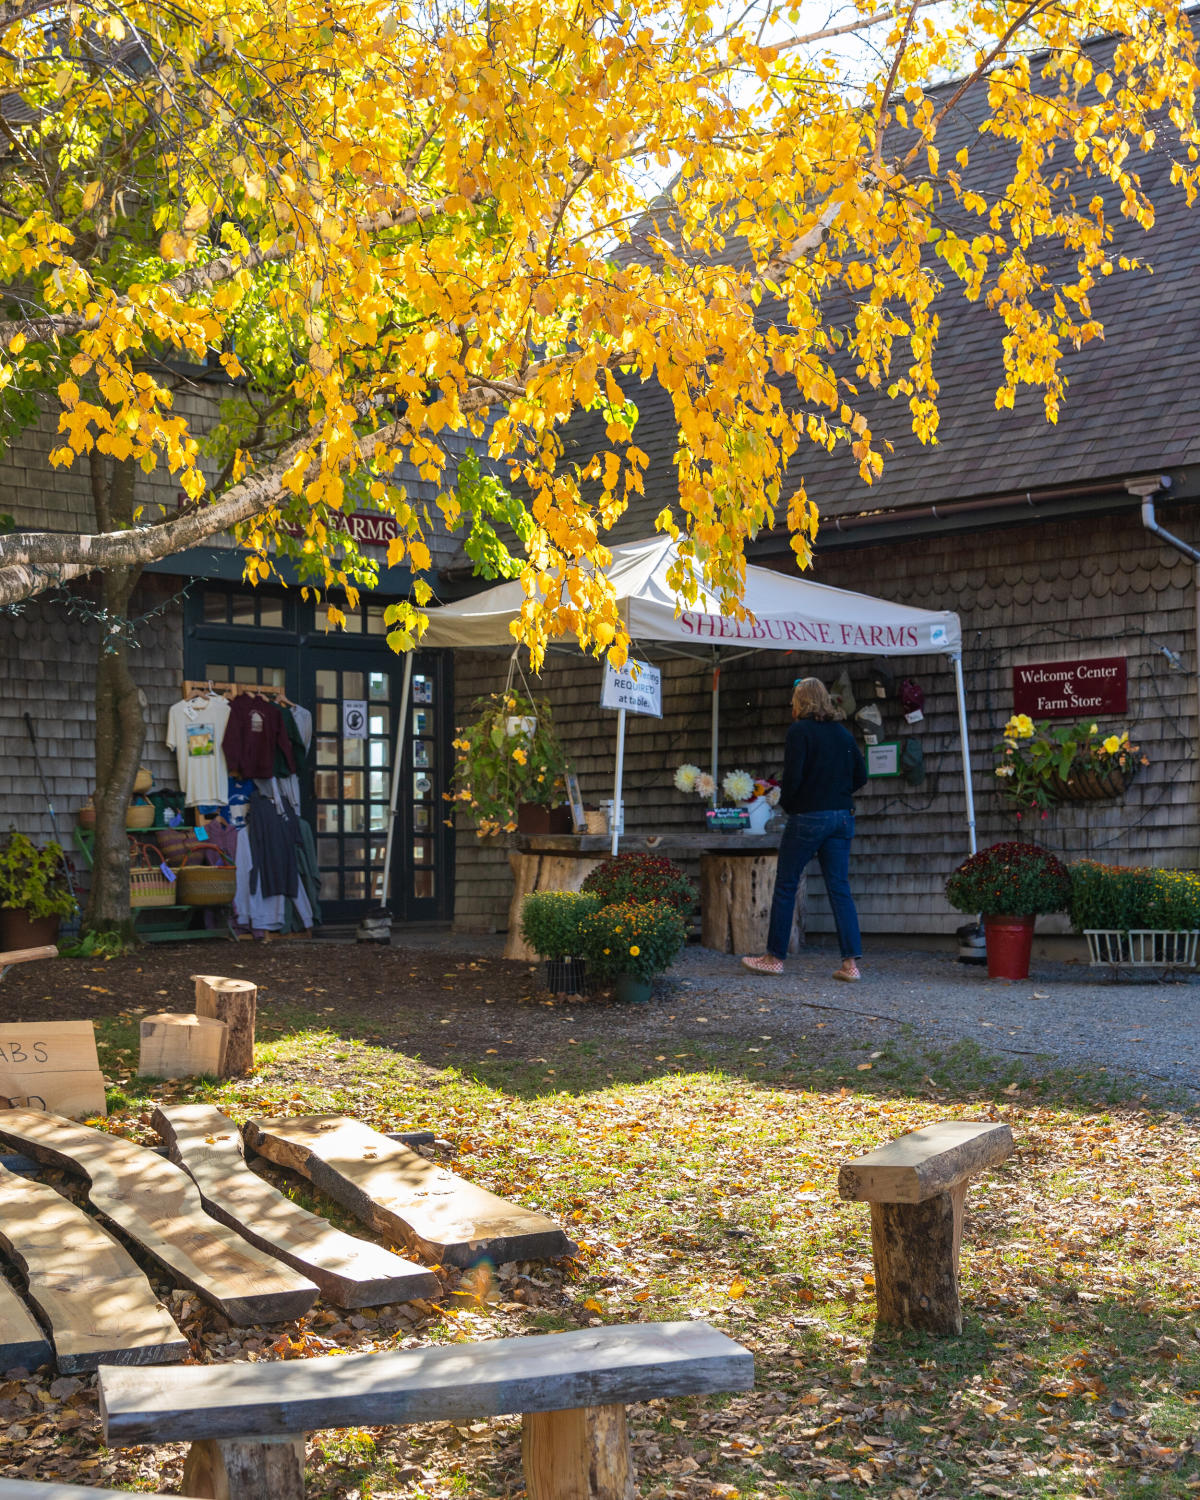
[{"xmin": 182, "ymin": 679, "xmax": 292, "ymax": 705}]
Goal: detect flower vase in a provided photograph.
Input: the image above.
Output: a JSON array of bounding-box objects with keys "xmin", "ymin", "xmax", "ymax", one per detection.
[
  {"xmin": 745, "ymin": 797, "xmax": 771, "ymax": 835},
  {"xmin": 983, "ymin": 914, "xmax": 1035, "ymax": 980}
]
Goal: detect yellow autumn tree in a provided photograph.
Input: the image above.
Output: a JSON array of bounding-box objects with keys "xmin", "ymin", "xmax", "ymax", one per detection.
[{"xmin": 0, "ymin": 0, "xmax": 1197, "ymax": 929}]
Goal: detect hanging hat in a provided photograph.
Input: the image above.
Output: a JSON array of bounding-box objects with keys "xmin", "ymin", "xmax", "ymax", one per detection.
[
  {"xmin": 867, "ymin": 659, "xmax": 895, "ymax": 699},
  {"xmin": 900, "ymin": 738, "xmax": 925, "ymax": 786},
  {"xmin": 855, "ymin": 702, "xmax": 883, "ymax": 729},
  {"xmin": 828, "ymin": 669, "xmax": 857, "ymax": 721},
  {"xmin": 900, "ymin": 678, "xmax": 925, "ymax": 723}
]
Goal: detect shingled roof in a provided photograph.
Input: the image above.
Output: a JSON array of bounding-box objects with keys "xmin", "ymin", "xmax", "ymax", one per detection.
[{"xmin": 576, "ymin": 23, "xmax": 1200, "ymax": 536}]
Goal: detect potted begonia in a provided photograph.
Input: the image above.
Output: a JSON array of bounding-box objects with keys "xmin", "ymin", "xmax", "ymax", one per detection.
[
  {"xmin": 0, "ymin": 833, "xmax": 75, "ymax": 948},
  {"xmin": 451, "ymin": 691, "xmax": 571, "ymax": 836},
  {"xmin": 994, "ymin": 715, "xmax": 1147, "ymax": 812},
  {"xmin": 945, "ymin": 841, "xmax": 1071, "ymax": 980}
]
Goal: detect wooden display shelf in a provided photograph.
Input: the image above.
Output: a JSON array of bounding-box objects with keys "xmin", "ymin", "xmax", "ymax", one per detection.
[{"xmin": 72, "ymin": 830, "xmax": 231, "ymax": 943}]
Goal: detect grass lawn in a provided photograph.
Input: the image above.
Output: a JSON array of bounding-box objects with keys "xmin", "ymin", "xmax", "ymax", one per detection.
[{"xmin": 4, "ymin": 970, "xmax": 1200, "ymax": 1499}]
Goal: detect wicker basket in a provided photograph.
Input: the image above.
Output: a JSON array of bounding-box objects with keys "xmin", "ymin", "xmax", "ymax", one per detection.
[
  {"xmin": 130, "ymin": 865, "xmax": 175, "ymax": 908},
  {"xmin": 178, "ymin": 852, "xmax": 236, "ymax": 907},
  {"xmin": 126, "ymin": 804, "xmax": 155, "ymax": 830},
  {"xmin": 133, "ymin": 766, "xmax": 153, "ymax": 795},
  {"xmin": 77, "ymin": 803, "xmax": 96, "ymax": 830}
]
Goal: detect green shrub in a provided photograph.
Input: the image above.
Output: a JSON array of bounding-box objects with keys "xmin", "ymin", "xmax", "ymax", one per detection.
[
  {"xmin": 945, "ymin": 841, "xmax": 1070, "ymax": 918},
  {"xmin": 578, "ymin": 900, "xmax": 688, "ymax": 983},
  {"xmin": 581, "ymin": 854, "xmax": 697, "ymax": 913},
  {"xmin": 519, "ymin": 891, "xmax": 599, "ymax": 960},
  {"xmin": 1069, "ymin": 861, "xmax": 1200, "ymax": 932},
  {"xmin": 0, "ymin": 833, "xmax": 74, "ymax": 919}
]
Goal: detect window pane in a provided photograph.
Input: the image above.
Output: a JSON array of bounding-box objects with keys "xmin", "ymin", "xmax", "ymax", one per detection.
[
  {"xmin": 370, "ymin": 838, "xmax": 387, "ymax": 866},
  {"xmin": 342, "ymin": 772, "xmax": 364, "ymax": 799},
  {"xmin": 413, "ymin": 806, "xmax": 431, "ymax": 832},
  {"xmin": 368, "ymin": 672, "xmax": 389, "ymax": 701},
  {"xmin": 314, "ymin": 771, "xmax": 339, "ymax": 800},
  {"xmin": 204, "ymin": 663, "xmax": 228, "ymax": 681},
  {"xmin": 316, "ymin": 805, "xmax": 340, "ymax": 833},
  {"xmin": 369, "ymin": 739, "xmax": 387, "ymax": 767},
  {"xmin": 412, "ymin": 836, "xmax": 433, "ymax": 864},
  {"xmin": 344, "ymin": 837, "xmax": 365, "ymax": 866},
  {"xmin": 320, "ymin": 870, "xmax": 340, "ymax": 900},
  {"xmin": 369, "ymin": 802, "xmax": 388, "ymax": 831},
  {"xmin": 342, "ymin": 671, "xmax": 364, "ymax": 698},
  {"xmin": 413, "ymin": 772, "xmax": 432, "ymax": 800},
  {"xmin": 231, "ymin": 595, "xmax": 255, "ymax": 626},
  {"xmin": 265, "ymin": 666, "xmax": 286, "ymax": 688},
  {"xmin": 343, "ymin": 739, "xmax": 364, "ymax": 767},
  {"xmin": 317, "ymin": 703, "xmax": 339, "ymax": 734},
  {"xmin": 414, "ymin": 869, "xmax": 436, "ymax": 899},
  {"xmin": 344, "ymin": 803, "xmax": 365, "ymax": 833},
  {"xmin": 413, "ymin": 708, "xmax": 430, "ymax": 735},
  {"xmin": 366, "ymin": 605, "xmax": 387, "ymax": 635},
  {"xmin": 413, "ymin": 739, "xmax": 431, "ymax": 768},
  {"xmin": 413, "ymin": 674, "xmax": 434, "ymax": 704},
  {"xmin": 203, "ymin": 592, "xmax": 227, "ymax": 623},
  {"xmin": 317, "ymin": 837, "xmax": 339, "ymax": 866},
  {"xmin": 316, "ymin": 670, "xmax": 338, "ymax": 698},
  {"xmin": 344, "ymin": 869, "xmax": 366, "ymax": 900},
  {"xmin": 368, "ymin": 707, "xmax": 389, "ymax": 737},
  {"xmin": 233, "ymin": 664, "xmax": 259, "ymax": 683},
  {"xmin": 371, "ymin": 869, "xmax": 386, "ymax": 900},
  {"xmin": 316, "ymin": 737, "xmax": 339, "ymax": 766},
  {"xmin": 259, "ymin": 598, "xmax": 284, "ymax": 629},
  {"xmin": 369, "ymin": 771, "xmax": 387, "ymax": 798}
]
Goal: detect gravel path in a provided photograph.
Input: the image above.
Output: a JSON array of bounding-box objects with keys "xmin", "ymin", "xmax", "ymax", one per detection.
[{"xmin": 667, "ymin": 941, "xmax": 1200, "ymax": 1099}]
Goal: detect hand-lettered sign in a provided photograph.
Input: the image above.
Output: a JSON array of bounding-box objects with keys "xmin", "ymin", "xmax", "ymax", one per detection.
[
  {"xmin": 1012, "ymin": 657, "xmax": 1128, "ymax": 719},
  {"xmin": 0, "ymin": 1021, "xmax": 106, "ymax": 1119}
]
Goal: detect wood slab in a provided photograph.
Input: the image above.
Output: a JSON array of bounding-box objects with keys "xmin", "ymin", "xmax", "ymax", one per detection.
[
  {"xmin": 139, "ymin": 1013, "xmax": 227, "ymax": 1081},
  {"xmin": 100, "ymin": 1320, "xmax": 754, "ymax": 1442},
  {"xmin": 0, "ymin": 1110, "xmax": 318, "ymax": 1325},
  {"xmin": 838, "ymin": 1121, "xmax": 1014, "ymax": 1204},
  {"xmin": 245, "ymin": 1115, "xmax": 570, "ymax": 1268},
  {"xmin": 193, "ymin": 975, "xmax": 257, "ymax": 1077},
  {"xmin": 0, "ymin": 1020, "xmax": 106, "ymax": 1119},
  {"xmin": 0, "ymin": 1483, "xmax": 173, "ymax": 1499},
  {"xmin": 154, "ymin": 1104, "xmax": 441, "ymax": 1308},
  {"xmin": 0, "ymin": 1265, "xmax": 51, "ymax": 1373},
  {"xmin": 0, "ymin": 1162, "xmax": 186, "ymax": 1372}
]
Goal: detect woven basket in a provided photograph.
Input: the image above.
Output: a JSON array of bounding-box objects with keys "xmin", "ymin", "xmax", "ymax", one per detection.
[
  {"xmin": 125, "ymin": 804, "xmax": 155, "ymax": 830},
  {"xmin": 77, "ymin": 803, "xmax": 96, "ymax": 830},
  {"xmin": 133, "ymin": 766, "xmax": 153, "ymax": 795},
  {"xmin": 130, "ymin": 865, "xmax": 175, "ymax": 908},
  {"xmin": 178, "ymin": 851, "xmax": 236, "ymax": 907}
]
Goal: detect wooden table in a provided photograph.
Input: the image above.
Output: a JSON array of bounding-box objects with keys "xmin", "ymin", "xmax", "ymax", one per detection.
[{"xmin": 507, "ymin": 832, "xmax": 804, "ymax": 959}]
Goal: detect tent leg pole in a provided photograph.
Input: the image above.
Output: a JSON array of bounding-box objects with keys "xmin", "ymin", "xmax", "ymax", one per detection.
[
  {"xmin": 611, "ymin": 708, "xmax": 627, "ymax": 857},
  {"xmin": 381, "ymin": 654, "xmax": 414, "ymax": 910},
  {"xmin": 950, "ymin": 651, "xmax": 977, "ymax": 857},
  {"xmin": 710, "ymin": 653, "xmax": 720, "ymax": 807}
]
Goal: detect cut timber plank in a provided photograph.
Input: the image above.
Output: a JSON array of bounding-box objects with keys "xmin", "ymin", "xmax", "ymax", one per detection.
[
  {"xmin": 838, "ymin": 1121, "xmax": 1014, "ymax": 1204},
  {"xmin": 0, "ymin": 1162, "xmax": 185, "ymax": 1372},
  {"xmin": 193, "ymin": 975, "xmax": 257, "ymax": 1077},
  {"xmin": 0, "ymin": 1110, "xmax": 318, "ymax": 1325},
  {"xmin": 0, "ymin": 1020, "xmax": 107, "ymax": 1119},
  {"xmin": 245, "ymin": 1115, "xmax": 570, "ymax": 1268},
  {"xmin": 0, "ymin": 1266, "xmax": 50, "ymax": 1373},
  {"xmin": 100, "ymin": 1321, "xmax": 754, "ymax": 1443},
  {"xmin": 0, "ymin": 1483, "xmax": 173, "ymax": 1499},
  {"xmin": 139, "ymin": 1013, "xmax": 228, "ymax": 1081},
  {"xmin": 154, "ymin": 1104, "xmax": 441, "ymax": 1308}
]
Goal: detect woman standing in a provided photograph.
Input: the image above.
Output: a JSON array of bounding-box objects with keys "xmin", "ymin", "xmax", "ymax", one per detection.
[{"xmin": 742, "ymin": 677, "xmax": 867, "ymax": 980}]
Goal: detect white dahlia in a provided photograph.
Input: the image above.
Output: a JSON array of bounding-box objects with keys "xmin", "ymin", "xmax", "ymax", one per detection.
[
  {"xmin": 722, "ymin": 769, "xmax": 755, "ymax": 803},
  {"xmin": 674, "ymin": 763, "xmax": 702, "ymax": 793}
]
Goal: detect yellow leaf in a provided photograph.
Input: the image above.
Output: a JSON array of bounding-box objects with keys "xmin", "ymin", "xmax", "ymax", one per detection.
[
  {"xmin": 728, "ymin": 1280, "xmax": 745, "ymax": 1300},
  {"xmin": 81, "ymin": 181, "xmax": 103, "ymax": 212}
]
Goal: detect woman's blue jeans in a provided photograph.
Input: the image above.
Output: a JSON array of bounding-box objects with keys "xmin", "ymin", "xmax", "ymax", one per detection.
[{"xmin": 767, "ymin": 809, "xmax": 862, "ymax": 960}]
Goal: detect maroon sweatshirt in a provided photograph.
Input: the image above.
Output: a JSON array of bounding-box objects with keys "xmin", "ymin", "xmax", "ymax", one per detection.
[{"xmin": 222, "ymin": 695, "xmax": 295, "ymax": 780}]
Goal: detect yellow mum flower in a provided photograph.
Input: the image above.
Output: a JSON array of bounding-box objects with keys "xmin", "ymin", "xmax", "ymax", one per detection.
[
  {"xmin": 512, "ymin": 747, "xmax": 527, "ymax": 765},
  {"xmin": 1013, "ymin": 714, "xmax": 1035, "ymax": 738},
  {"xmin": 629, "ymin": 945, "xmax": 640, "ymax": 956},
  {"xmin": 1102, "ymin": 735, "xmax": 1121, "ymax": 754}
]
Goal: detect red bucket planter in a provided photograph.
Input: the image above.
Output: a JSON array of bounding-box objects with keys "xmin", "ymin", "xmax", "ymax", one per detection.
[{"xmin": 983, "ymin": 914, "xmax": 1036, "ymax": 980}]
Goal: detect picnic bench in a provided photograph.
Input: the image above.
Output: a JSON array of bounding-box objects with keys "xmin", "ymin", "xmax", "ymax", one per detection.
[
  {"xmin": 838, "ymin": 1120, "xmax": 1014, "ymax": 1335},
  {"xmin": 0, "ymin": 946, "xmax": 56, "ymax": 982},
  {"xmin": 100, "ymin": 1320, "xmax": 754, "ymax": 1500}
]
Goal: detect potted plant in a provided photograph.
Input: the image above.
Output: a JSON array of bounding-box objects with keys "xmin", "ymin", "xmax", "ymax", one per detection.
[
  {"xmin": 451, "ymin": 691, "xmax": 571, "ymax": 837},
  {"xmin": 0, "ymin": 833, "xmax": 75, "ymax": 948},
  {"xmin": 945, "ymin": 841, "xmax": 1071, "ymax": 980},
  {"xmin": 581, "ymin": 853, "xmax": 697, "ymax": 914},
  {"xmin": 1070, "ymin": 860, "xmax": 1200, "ymax": 968},
  {"xmin": 994, "ymin": 716, "xmax": 1148, "ymax": 812},
  {"xmin": 578, "ymin": 899, "xmax": 689, "ymax": 1003},
  {"xmin": 519, "ymin": 890, "xmax": 599, "ymax": 993}
]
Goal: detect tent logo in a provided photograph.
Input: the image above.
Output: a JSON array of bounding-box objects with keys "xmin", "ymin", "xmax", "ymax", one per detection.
[{"xmin": 930, "ymin": 625, "xmax": 947, "ymax": 645}]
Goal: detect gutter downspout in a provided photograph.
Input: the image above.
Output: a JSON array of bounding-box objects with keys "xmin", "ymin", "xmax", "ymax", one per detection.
[{"xmin": 1131, "ymin": 475, "xmax": 1200, "ymax": 758}]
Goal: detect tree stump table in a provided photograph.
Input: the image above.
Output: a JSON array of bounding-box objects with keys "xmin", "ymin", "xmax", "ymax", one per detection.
[
  {"xmin": 700, "ymin": 852, "xmax": 804, "ymax": 956},
  {"xmin": 505, "ymin": 852, "xmax": 605, "ymax": 960},
  {"xmin": 838, "ymin": 1120, "xmax": 1014, "ymax": 1335}
]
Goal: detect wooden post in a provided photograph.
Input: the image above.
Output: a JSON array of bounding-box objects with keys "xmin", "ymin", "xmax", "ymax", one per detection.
[
  {"xmin": 522, "ymin": 1404, "xmax": 635, "ymax": 1500},
  {"xmin": 869, "ymin": 1183, "xmax": 966, "ymax": 1335},
  {"xmin": 193, "ymin": 976, "xmax": 257, "ymax": 1077},
  {"xmin": 182, "ymin": 1436, "xmax": 306, "ymax": 1500},
  {"xmin": 700, "ymin": 853, "xmax": 804, "ymax": 955}
]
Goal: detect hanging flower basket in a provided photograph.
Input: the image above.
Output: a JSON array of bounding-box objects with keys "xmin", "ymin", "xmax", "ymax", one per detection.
[{"xmin": 1044, "ymin": 763, "xmax": 1137, "ymax": 804}]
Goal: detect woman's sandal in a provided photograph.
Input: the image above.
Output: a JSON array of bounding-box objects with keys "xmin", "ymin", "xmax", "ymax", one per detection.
[
  {"xmin": 833, "ymin": 959, "xmax": 861, "ymax": 982},
  {"xmin": 741, "ymin": 954, "xmax": 784, "ymax": 975}
]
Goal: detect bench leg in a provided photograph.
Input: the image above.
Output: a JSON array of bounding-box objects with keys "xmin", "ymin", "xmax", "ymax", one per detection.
[
  {"xmin": 869, "ymin": 1181, "xmax": 967, "ymax": 1336},
  {"xmin": 522, "ymin": 1403, "xmax": 635, "ymax": 1500},
  {"xmin": 181, "ymin": 1435, "xmax": 306, "ymax": 1500}
]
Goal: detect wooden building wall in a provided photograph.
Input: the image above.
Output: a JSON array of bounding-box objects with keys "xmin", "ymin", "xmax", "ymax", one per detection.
[{"xmin": 451, "ymin": 509, "xmax": 1200, "ymax": 940}]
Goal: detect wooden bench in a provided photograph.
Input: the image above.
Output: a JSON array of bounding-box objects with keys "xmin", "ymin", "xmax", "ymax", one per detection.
[
  {"xmin": 0, "ymin": 946, "xmax": 56, "ymax": 982},
  {"xmin": 838, "ymin": 1120, "xmax": 1013, "ymax": 1335},
  {"xmin": 100, "ymin": 1320, "xmax": 753, "ymax": 1500}
]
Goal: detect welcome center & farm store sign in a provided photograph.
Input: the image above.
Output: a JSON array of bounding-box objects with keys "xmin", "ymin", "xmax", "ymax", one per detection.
[{"xmin": 1012, "ymin": 657, "xmax": 1127, "ymax": 719}]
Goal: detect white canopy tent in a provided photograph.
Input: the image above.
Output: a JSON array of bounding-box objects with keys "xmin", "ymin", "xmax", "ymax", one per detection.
[{"xmin": 381, "ymin": 535, "xmax": 974, "ymax": 891}]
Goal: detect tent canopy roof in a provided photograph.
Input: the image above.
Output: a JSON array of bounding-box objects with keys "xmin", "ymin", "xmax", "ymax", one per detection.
[{"xmin": 422, "ymin": 535, "xmax": 961, "ymax": 657}]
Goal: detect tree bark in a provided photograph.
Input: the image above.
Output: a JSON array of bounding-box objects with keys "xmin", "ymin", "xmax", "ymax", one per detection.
[{"xmin": 84, "ymin": 455, "xmax": 145, "ymax": 944}]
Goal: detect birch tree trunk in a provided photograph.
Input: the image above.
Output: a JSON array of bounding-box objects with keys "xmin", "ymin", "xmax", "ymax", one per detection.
[{"xmin": 84, "ymin": 455, "xmax": 146, "ymax": 943}]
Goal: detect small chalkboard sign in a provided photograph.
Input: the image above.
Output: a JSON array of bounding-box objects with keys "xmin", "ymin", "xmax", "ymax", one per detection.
[{"xmin": 705, "ymin": 807, "xmax": 750, "ymax": 834}]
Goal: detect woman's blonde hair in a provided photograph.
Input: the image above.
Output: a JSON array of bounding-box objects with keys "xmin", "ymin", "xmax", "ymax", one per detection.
[{"xmin": 791, "ymin": 677, "xmax": 837, "ymax": 722}]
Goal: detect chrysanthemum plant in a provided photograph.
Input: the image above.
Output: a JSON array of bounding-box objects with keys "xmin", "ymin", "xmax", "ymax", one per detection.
[{"xmin": 993, "ymin": 715, "xmax": 1146, "ymax": 812}]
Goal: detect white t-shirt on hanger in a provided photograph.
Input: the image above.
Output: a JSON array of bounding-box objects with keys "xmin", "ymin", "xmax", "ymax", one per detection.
[{"xmin": 166, "ymin": 695, "xmax": 232, "ymax": 806}]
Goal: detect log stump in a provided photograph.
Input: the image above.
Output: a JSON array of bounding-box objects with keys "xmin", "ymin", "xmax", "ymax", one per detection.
[
  {"xmin": 838, "ymin": 1120, "xmax": 1014, "ymax": 1336},
  {"xmin": 505, "ymin": 853, "xmax": 605, "ymax": 960},
  {"xmin": 522, "ymin": 1403, "xmax": 636, "ymax": 1500},
  {"xmin": 700, "ymin": 852, "xmax": 804, "ymax": 955},
  {"xmin": 193, "ymin": 976, "xmax": 257, "ymax": 1077},
  {"xmin": 182, "ymin": 1435, "xmax": 306, "ymax": 1500}
]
